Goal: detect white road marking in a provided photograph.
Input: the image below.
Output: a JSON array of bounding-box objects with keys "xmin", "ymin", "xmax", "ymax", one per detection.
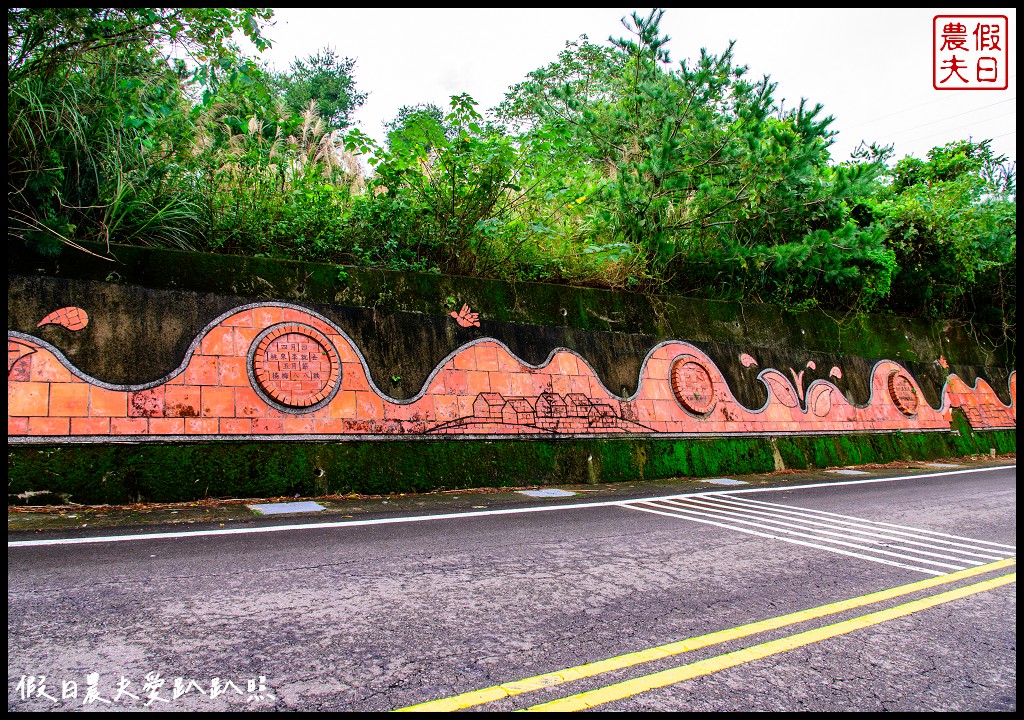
[
  {"xmin": 634, "ymin": 500, "xmax": 969, "ymax": 571},
  {"xmin": 624, "ymin": 504, "xmax": 947, "ymax": 576},
  {"xmin": 7, "ymin": 465, "xmax": 1015, "ymax": 548},
  {"xmin": 664, "ymin": 497, "xmax": 988, "ymax": 565},
  {"xmin": 728, "ymin": 495, "xmax": 1017, "ymax": 551},
  {"xmin": 619, "ymin": 479, "xmax": 1017, "ymax": 575},
  {"xmin": 690, "ymin": 495, "xmax": 1009, "ymax": 561}
]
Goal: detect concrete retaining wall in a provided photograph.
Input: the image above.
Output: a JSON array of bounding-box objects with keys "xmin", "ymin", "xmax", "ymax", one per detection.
[{"xmin": 7, "ymin": 243, "xmax": 1015, "ymax": 504}]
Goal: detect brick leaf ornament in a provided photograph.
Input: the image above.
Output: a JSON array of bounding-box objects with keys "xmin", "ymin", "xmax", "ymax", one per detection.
[{"xmin": 38, "ymin": 307, "xmax": 89, "ymax": 332}]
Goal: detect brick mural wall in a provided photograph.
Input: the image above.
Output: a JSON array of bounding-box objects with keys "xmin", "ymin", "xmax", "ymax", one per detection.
[{"xmin": 8, "ymin": 302, "xmax": 1016, "ymax": 443}]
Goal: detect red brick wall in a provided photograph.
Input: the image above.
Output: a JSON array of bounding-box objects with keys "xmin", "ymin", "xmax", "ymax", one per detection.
[{"xmin": 7, "ymin": 303, "xmax": 1016, "ymax": 441}]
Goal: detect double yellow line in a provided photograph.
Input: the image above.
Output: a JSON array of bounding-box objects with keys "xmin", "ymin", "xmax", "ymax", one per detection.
[{"xmin": 395, "ymin": 558, "xmax": 1016, "ymax": 712}]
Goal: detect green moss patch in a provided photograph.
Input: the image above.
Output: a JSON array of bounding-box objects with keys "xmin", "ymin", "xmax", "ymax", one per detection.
[{"xmin": 9, "ymin": 419, "xmax": 1014, "ymax": 505}]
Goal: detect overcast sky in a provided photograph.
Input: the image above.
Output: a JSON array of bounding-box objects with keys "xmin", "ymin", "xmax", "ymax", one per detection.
[{"xmin": 249, "ymin": 7, "xmax": 1016, "ymax": 165}]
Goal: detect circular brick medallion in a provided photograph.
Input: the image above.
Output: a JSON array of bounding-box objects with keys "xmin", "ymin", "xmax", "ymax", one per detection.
[
  {"xmin": 249, "ymin": 323, "xmax": 341, "ymax": 412},
  {"xmin": 887, "ymin": 370, "xmax": 919, "ymax": 416},
  {"xmin": 671, "ymin": 357, "xmax": 716, "ymax": 415}
]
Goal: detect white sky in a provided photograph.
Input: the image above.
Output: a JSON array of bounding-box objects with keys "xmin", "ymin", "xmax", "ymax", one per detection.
[{"xmin": 249, "ymin": 7, "xmax": 1016, "ymax": 165}]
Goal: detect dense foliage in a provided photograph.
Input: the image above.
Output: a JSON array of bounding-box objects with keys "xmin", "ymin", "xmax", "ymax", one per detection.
[{"xmin": 7, "ymin": 8, "xmax": 1016, "ymax": 341}]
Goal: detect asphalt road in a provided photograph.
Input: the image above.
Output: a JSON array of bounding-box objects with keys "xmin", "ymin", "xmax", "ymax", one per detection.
[{"xmin": 8, "ymin": 464, "xmax": 1017, "ymax": 711}]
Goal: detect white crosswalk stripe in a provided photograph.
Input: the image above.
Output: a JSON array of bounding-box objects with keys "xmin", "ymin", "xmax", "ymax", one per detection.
[{"xmin": 624, "ymin": 494, "xmax": 1016, "ymax": 575}]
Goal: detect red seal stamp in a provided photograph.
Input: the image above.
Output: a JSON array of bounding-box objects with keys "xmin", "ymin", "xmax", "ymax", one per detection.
[{"xmin": 934, "ymin": 15, "xmax": 1008, "ymax": 90}]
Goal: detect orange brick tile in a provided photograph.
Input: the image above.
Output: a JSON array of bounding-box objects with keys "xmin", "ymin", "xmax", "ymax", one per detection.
[
  {"xmin": 510, "ymin": 373, "xmax": 534, "ymax": 397},
  {"xmin": 185, "ymin": 356, "xmax": 219, "ymax": 385},
  {"xmin": 218, "ymin": 356, "xmax": 249, "ymax": 387},
  {"xmin": 532, "ymin": 375, "xmax": 554, "ymax": 397},
  {"xmin": 185, "ymin": 418, "xmax": 219, "ymax": 434},
  {"xmin": 8, "ymin": 417, "xmax": 29, "ymax": 435},
  {"xmin": 466, "ymin": 371, "xmax": 491, "ymax": 395},
  {"xmin": 28, "ymin": 353, "xmax": 72, "ymax": 383},
  {"xmin": 457, "ymin": 395, "xmax": 475, "ymax": 418},
  {"xmin": 234, "ymin": 386, "xmax": 268, "ymax": 417},
  {"xmin": 9, "ymin": 354, "xmax": 31, "ymax": 381},
  {"xmin": 224, "ymin": 310, "xmax": 254, "ymax": 327},
  {"xmin": 433, "ymin": 395, "xmax": 459, "ymax": 421},
  {"xmin": 569, "ymin": 376, "xmax": 591, "ymax": 394},
  {"xmin": 281, "ymin": 308, "xmax": 313, "ymax": 323},
  {"xmin": 497, "ymin": 350, "xmax": 522, "ymax": 372},
  {"xmin": 634, "ymin": 401, "xmax": 657, "ymax": 422},
  {"xmin": 219, "ymin": 418, "xmax": 252, "ymax": 434},
  {"xmin": 489, "ymin": 371, "xmax": 513, "ymax": 395},
  {"xmin": 283, "ymin": 417, "xmax": 314, "ymax": 433},
  {"xmin": 253, "ymin": 306, "xmax": 284, "ymax": 327},
  {"xmin": 307, "ymin": 404, "xmax": 331, "ymax": 419},
  {"xmin": 315, "ymin": 418, "xmax": 347, "ymax": 433},
  {"xmin": 200, "ymin": 326, "xmax": 235, "ymax": 356},
  {"xmin": 331, "ymin": 338, "xmax": 359, "ymax": 364},
  {"xmin": 452, "ymin": 351, "xmax": 476, "ymax": 371},
  {"xmin": 652, "ymin": 400, "xmax": 679, "ymax": 423},
  {"xmin": 384, "ymin": 402, "xmax": 408, "ymax": 421},
  {"xmin": 149, "ymin": 418, "xmax": 185, "ymax": 434},
  {"xmin": 476, "ymin": 345, "xmax": 500, "ymax": 372},
  {"xmin": 551, "ymin": 375, "xmax": 572, "ymax": 396},
  {"xmin": 8, "ymin": 382, "xmax": 49, "ymax": 416},
  {"xmin": 201, "ymin": 386, "xmax": 235, "ymax": 417},
  {"xmin": 111, "ymin": 417, "xmax": 148, "ymax": 434},
  {"xmin": 127, "ymin": 387, "xmax": 165, "ymax": 417},
  {"xmin": 71, "ymin": 417, "xmax": 111, "ymax": 435},
  {"xmin": 232, "ymin": 327, "xmax": 261, "ymax": 355},
  {"xmin": 555, "ymin": 353, "xmax": 579, "ymax": 376},
  {"xmin": 443, "ymin": 370, "xmax": 469, "ymax": 395},
  {"xmin": 650, "ymin": 380, "xmax": 674, "ymax": 401},
  {"xmin": 408, "ymin": 396, "xmax": 435, "ymax": 421},
  {"xmin": 422, "ymin": 374, "xmax": 446, "ymax": 395},
  {"xmin": 356, "ymin": 391, "xmax": 385, "ymax": 420},
  {"xmin": 310, "ymin": 318, "xmax": 337, "ymax": 337},
  {"xmin": 328, "ymin": 390, "xmax": 357, "ymax": 419},
  {"xmin": 27, "ymin": 417, "xmax": 70, "ymax": 435},
  {"xmin": 89, "ymin": 387, "xmax": 127, "ymax": 417},
  {"xmin": 165, "ymin": 385, "xmax": 202, "ymax": 417},
  {"xmin": 252, "ymin": 418, "xmax": 285, "ymax": 434},
  {"xmin": 49, "ymin": 382, "xmax": 90, "ymax": 416},
  {"xmin": 341, "ymin": 363, "xmax": 370, "ymax": 391}
]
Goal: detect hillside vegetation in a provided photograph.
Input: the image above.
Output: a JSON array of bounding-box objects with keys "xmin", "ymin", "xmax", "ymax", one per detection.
[{"xmin": 7, "ymin": 9, "xmax": 1015, "ymax": 345}]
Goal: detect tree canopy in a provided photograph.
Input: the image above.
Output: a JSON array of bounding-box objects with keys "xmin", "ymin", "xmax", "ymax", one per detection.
[{"xmin": 6, "ymin": 7, "xmax": 1015, "ymax": 343}]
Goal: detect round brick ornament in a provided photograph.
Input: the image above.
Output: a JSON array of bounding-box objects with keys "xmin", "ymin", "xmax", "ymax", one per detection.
[
  {"xmin": 887, "ymin": 370, "xmax": 919, "ymax": 416},
  {"xmin": 670, "ymin": 356, "xmax": 716, "ymax": 415},
  {"xmin": 249, "ymin": 323, "xmax": 341, "ymax": 412}
]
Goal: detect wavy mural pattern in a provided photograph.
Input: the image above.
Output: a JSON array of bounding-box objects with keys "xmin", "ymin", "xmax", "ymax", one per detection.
[{"xmin": 7, "ymin": 302, "xmax": 1016, "ymax": 442}]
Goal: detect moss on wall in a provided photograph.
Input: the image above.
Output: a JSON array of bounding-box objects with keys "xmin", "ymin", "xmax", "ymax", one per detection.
[
  {"xmin": 7, "ymin": 243, "xmax": 1015, "ymax": 505},
  {"xmin": 9, "ymin": 415, "xmax": 1014, "ymax": 505},
  {"xmin": 7, "ymin": 242, "xmax": 1014, "ymax": 407}
]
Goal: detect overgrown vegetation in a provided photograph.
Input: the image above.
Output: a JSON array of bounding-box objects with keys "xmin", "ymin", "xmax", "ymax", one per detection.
[{"xmin": 7, "ymin": 8, "xmax": 1016, "ymax": 345}]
